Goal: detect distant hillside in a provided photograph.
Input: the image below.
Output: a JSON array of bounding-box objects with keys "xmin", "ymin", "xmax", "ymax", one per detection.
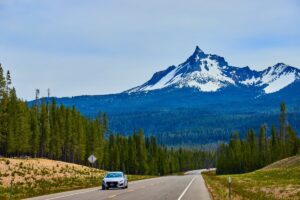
[
  {"xmin": 35, "ymin": 86, "xmax": 300, "ymax": 145},
  {"xmin": 264, "ymin": 155, "xmax": 300, "ymax": 169},
  {"xmin": 203, "ymin": 155, "xmax": 300, "ymax": 200}
]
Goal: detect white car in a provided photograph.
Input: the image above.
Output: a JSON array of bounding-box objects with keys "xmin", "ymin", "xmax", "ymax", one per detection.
[{"xmin": 102, "ymin": 171, "xmax": 128, "ymax": 190}]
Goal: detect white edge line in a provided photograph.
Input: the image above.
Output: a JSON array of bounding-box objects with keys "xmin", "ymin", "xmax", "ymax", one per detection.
[
  {"xmin": 177, "ymin": 176, "xmax": 196, "ymax": 200},
  {"xmin": 45, "ymin": 189, "xmax": 99, "ymax": 200},
  {"xmin": 33, "ymin": 176, "xmax": 168, "ymax": 200}
]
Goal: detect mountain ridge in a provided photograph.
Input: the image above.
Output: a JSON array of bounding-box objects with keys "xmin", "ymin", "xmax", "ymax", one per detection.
[{"xmin": 126, "ymin": 46, "xmax": 300, "ymax": 94}]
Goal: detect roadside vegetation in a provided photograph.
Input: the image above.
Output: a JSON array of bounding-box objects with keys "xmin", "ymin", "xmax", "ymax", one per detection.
[
  {"xmin": 217, "ymin": 103, "xmax": 300, "ymax": 175},
  {"xmin": 0, "ymin": 157, "xmax": 154, "ymax": 200},
  {"xmin": 204, "ymin": 103, "xmax": 300, "ymax": 199},
  {"xmin": 203, "ymin": 155, "xmax": 300, "ymax": 200},
  {"xmin": 0, "ymin": 65, "xmax": 215, "ymax": 177}
]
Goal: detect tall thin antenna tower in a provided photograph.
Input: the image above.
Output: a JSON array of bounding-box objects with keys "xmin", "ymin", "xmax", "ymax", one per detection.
[
  {"xmin": 35, "ymin": 89, "xmax": 40, "ymax": 115},
  {"xmin": 47, "ymin": 88, "xmax": 50, "ymax": 105},
  {"xmin": 47, "ymin": 88, "xmax": 50, "ymax": 117},
  {"xmin": 35, "ymin": 89, "xmax": 40, "ymax": 101}
]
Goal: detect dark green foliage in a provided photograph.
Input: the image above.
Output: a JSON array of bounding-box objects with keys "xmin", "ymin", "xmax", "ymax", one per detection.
[
  {"xmin": 38, "ymin": 84, "xmax": 300, "ymax": 147},
  {"xmin": 0, "ymin": 65, "xmax": 214, "ymax": 175},
  {"xmin": 217, "ymin": 102, "xmax": 300, "ymax": 175}
]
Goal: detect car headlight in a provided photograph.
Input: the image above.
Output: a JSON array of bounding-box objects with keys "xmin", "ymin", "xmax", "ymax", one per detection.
[{"xmin": 119, "ymin": 179, "xmax": 124, "ymax": 183}]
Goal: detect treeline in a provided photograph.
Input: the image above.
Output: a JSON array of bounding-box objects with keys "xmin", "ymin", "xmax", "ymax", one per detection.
[
  {"xmin": 103, "ymin": 132, "xmax": 214, "ymax": 175},
  {"xmin": 108, "ymin": 107, "xmax": 300, "ymax": 146},
  {"xmin": 0, "ymin": 65, "xmax": 214, "ymax": 175},
  {"xmin": 217, "ymin": 103, "xmax": 300, "ymax": 175}
]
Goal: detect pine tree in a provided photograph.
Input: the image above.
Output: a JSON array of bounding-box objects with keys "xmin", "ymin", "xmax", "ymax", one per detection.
[
  {"xmin": 279, "ymin": 102, "xmax": 287, "ymax": 157},
  {"xmin": 118, "ymin": 136, "xmax": 128, "ymax": 172},
  {"xmin": 76, "ymin": 116, "xmax": 86, "ymax": 163},
  {"xmin": 6, "ymin": 70, "xmax": 11, "ymax": 93},
  {"xmin": 30, "ymin": 108, "xmax": 40, "ymax": 157},
  {"xmin": 279, "ymin": 103, "xmax": 287, "ymax": 141},
  {"xmin": 40, "ymin": 103, "xmax": 51, "ymax": 157},
  {"xmin": 147, "ymin": 136, "xmax": 158, "ymax": 175},
  {"xmin": 0, "ymin": 93, "xmax": 9, "ymax": 154},
  {"xmin": 0, "ymin": 64, "xmax": 6, "ymax": 99},
  {"xmin": 136, "ymin": 130, "xmax": 148, "ymax": 174},
  {"xmin": 49, "ymin": 99, "xmax": 62, "ymax": 160},
  {"xmin": 127, "ymin": 136, "xmax": 137, "ymax": 174},
  {"xmin": 286, "ymin": 126, "xmax": 298, "ymax": 155},
  {"xmin": 7, "ymin": 88, "xmax": 18, "ymax": 155},
  {"xmin": 103, "ymin": 113, "xmax": 108, "ymax": 131},
  {"xmin": 216, "ymin": 143, "xmax": 227, "ymax": 174},
  {"xmin": 0, "ymin": 66, "xmax": 9, "ymax": 154},
  {"xmin": 258, "ymin": 125, "xmax": 267, "ymax": 167},
  {"xmin": 270, "ymin": 125, "xmax": 279, "ymax": 162},
  {"xmin": 17, "ymin": 101, "xmax": 31, "ymax": 155}
]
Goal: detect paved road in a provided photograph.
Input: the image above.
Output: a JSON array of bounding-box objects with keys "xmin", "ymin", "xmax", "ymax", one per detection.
[{"xmin": 27, "ymin": 170, "xmax": 211, "ymax": 200}]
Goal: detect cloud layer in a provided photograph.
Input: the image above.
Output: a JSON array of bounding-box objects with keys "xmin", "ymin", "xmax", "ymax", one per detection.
[{"xmin": 0, "ymin": 0, "xmax": 299, "ymax": 100}]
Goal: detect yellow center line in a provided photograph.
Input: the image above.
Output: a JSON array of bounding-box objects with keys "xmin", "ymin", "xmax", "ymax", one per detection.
[{"xmin": 108, "ymin": 194, "xmax": 117, "ymax": 198}]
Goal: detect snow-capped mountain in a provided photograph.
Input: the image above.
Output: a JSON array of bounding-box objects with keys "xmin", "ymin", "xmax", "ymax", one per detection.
[
  {"xmin": 33, "ymin": 46, "xmax": 300, "ymax": 146},
  {"xmin": 127, "ymin": 46, "xmax": 300, "ymax": 94}
]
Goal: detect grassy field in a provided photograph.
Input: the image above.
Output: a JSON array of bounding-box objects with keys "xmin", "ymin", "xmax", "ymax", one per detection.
[
  {"xmin": 0, "ymin": 158, "xmax": 154, "ymax": 200},
  {"xmin": 202, "ymin": 155, "xmax": 300, "ymax": 200}
]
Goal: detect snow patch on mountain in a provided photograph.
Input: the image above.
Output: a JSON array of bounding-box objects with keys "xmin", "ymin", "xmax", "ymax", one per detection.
[
  {"xmin": 263, "ymin": 73, "xmax": 296, "ymax": 93},
  {"xmin": 184, "ymin": 80, "xmax": 221, "ymax": 92},
  {"xmin": 193, "ymin": 57, "xmax": 235, "ymax": 84},
  {"xmin": 142, "ymin": 67, "xmax": 177, "ymax": 91},
  {"xmin": 260, "ymin": 63, "xmax": 299, "ymax": 93},
  {"xmin": 240, "ymin": 76, "xmax": 260, "ymax": 85}
]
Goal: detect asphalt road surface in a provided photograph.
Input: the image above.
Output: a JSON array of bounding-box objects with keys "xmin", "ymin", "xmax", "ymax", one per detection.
[{"xmin": 27, "ymin": 170, "xmax": 211, "ymax": 200}]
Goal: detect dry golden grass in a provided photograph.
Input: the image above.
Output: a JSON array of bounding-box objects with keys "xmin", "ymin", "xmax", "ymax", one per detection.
[
  {"xmin": 0, "ymin": 158, "xmax": 105, "ymax": 187},
  {"xmin": 0, "ymin": 157, "xmax": 154, "ymax": 200},
  {"xmin": 263, "ymin": 155, "xmax": 300, "ymax": 169},
  {"xmin": 0, "ymin": 158, "xmax": 106, "ymax": 199}
]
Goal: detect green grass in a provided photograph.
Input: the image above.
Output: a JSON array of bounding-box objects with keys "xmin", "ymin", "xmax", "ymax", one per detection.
[
  {"xmin": 202, "ymin": 156, "xmax": 300, "ymax": 200},
  {"xmin": 127, "ymin": 175, "xmax": 157, "ymax": 182}
]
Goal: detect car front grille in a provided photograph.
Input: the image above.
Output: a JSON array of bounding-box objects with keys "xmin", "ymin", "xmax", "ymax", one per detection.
[{"xmin": 107, "ymin": 181, "xmax": 118, "ymax": 187}]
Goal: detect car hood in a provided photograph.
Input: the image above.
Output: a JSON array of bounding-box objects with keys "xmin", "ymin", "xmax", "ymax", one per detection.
[{"xmin": 103, "ymin": 178, "xmax": 124, "ymax": 182}]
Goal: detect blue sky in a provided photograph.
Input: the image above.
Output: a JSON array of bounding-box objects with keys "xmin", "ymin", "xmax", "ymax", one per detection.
[{"xmin": 0, "ymin": 0, "xmax": 300, "ymax": 100}]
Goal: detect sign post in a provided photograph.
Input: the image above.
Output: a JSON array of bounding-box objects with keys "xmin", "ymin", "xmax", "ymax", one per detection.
[
  {"xmin": 88, "ymin": 154, "xmax": 97, "ymax": 168},
  {"xmin": 88, "ymin": 154, "xmax": 97, "ymax": 183},
  {"xmin": 228, "ymin": 177, "xmax": 232, "ymax": 200}
]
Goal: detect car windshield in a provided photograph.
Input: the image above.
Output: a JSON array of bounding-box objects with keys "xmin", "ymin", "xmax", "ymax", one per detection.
[{"xmin": 105, "ymin": 172, "xmax": 123, "ymax": 178}]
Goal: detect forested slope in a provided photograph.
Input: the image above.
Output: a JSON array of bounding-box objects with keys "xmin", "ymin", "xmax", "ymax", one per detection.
[
  {"xmin": 0, "ymin": 64, "xmax": 214, "ymax": 176},
  {"xmin": 216, "ymin": 103, "xmax": 300, "ymax": 174}
]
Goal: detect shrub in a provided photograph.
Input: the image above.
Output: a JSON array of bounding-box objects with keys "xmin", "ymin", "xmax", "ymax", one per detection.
[{"xmin": 5, "ymin": 160, "xmax": 10, "ymax": 165}]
